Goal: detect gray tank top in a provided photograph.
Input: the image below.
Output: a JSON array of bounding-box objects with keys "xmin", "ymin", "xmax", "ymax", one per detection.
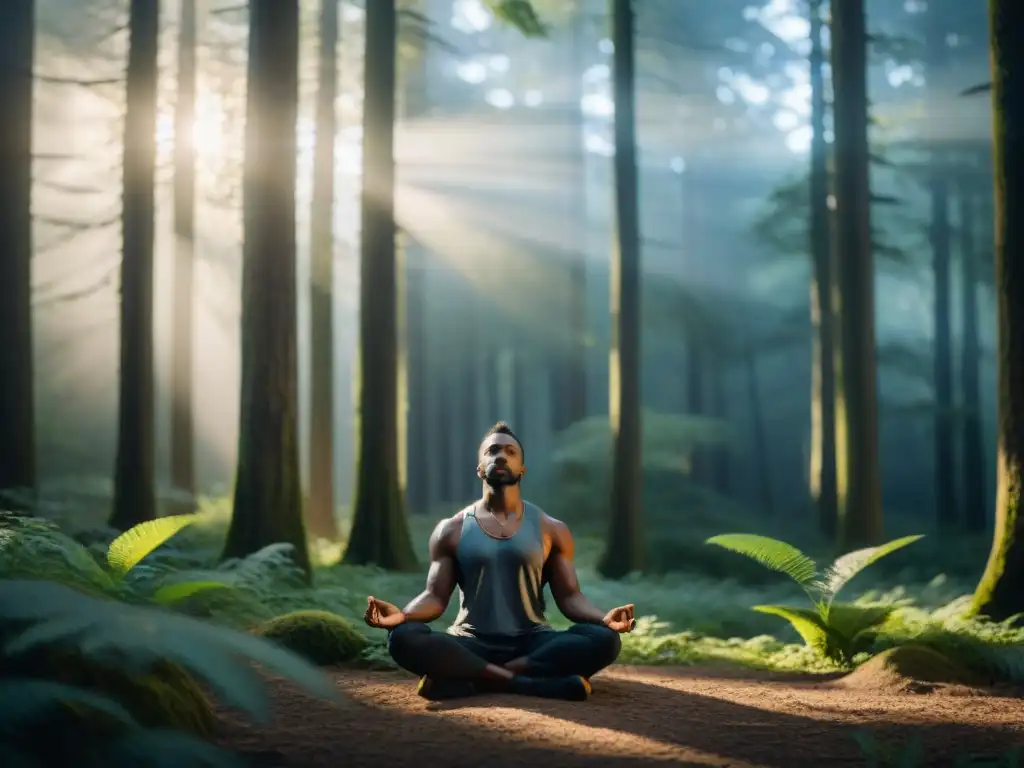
[{"xmin": 448, "ymin": 501, "xmax": 549, "ymax": 638}]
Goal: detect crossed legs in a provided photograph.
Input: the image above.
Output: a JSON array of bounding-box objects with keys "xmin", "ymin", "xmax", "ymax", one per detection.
[{"xmin": 387, "ymin": 622, "xmax": 621, "ymax": 698}]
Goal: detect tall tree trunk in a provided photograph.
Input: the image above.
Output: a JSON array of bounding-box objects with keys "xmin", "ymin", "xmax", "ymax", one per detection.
[
  {"xmin": 598, "ymin": 0, "xmax": 643, "ymax": 578},
  {"xmin": 743, "ymin": 345, "xmax": 772, "ymax": 517},
  {"xmin": 830, "ymin": 0, "xmax": 883, "ymax": 551},
  {"xmin": 307, "ymin": 0, "xmax": 340, "ymax": 541},
  {"xmin": 400, "ymin": 9, "xmax": 429, "ymax": 514},
  {"xmin": 926, "ymin": 15, "xmax": 956, "ymax": 530},
  {"xmin": 222, "ymin": 0, "xmax": 310, "ymax": 574},
  {"xmin": 110, "ymin": 0, "xmax": 159, "ymax": 531},
  {"xmin": 931, "ymin": 168, "xmax": 956, "ymax": 529},
  {"xmin": 0, "ymin": 1, "xmax": 36, "ymax": 507},
  {"xmin": 342, "ymin": 0, "xmax": 416, "ymax": 569},
  {"xmin": 171, "ymin": 0, "xmax": 196, "ymax": 511},
  {"xmin": 959, "ymin": 172, "xmax": 986, "ymax": 533},
  {"xmin": 711, "ymin": 354, "xmax": 731, "ymax": 495},
  {"xmin": 808, "ymin": 0, "xmax": 838, "ymax": 538},
  {"xmin": 557, "ymin": 5, "xmax": 587, "ymax": 432},
  {"xmin": 686, "ymin": 340, "xmax": 705, "ymax": 481},
  {"xmin": 681, "ymin": 161, "xmax": 707, "ymax": 484},
  {"xmin": 404, "ymin": 242, "xmax": 428, "ymax": 512},
  {"xmin": 970, "ymin": 0, "xmax": 1024, "ymax": 623}
]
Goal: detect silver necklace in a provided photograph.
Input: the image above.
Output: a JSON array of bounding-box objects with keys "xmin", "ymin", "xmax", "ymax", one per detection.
[{"xmin": 481, "ymin": 502, "xmax": 521, "ymax": 538}]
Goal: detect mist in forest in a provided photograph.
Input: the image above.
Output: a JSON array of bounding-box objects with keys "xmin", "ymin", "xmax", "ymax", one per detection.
[{"xmin": 27, "ymin": 0, "xmax": 993, "ymax": 543}]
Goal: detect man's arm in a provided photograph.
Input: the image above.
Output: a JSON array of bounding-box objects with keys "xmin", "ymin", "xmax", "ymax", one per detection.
[
  {"xmin": 545, "ymin": 517, "xmax": 608, "ymax": 624},
  {"xmin": 397, "ymin": 515, "xmax": 460, "ymax": 624}
]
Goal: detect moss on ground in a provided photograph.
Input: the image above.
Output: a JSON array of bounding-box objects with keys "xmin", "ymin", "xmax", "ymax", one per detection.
[
  {"xmin": 0, "ymin": 647, "xmax": 216, "ymax": 764},
  {"xmin": 254, "ymin": 609, "xmax": 367, "ymax": 665},
  {"xmin": 38, "ymin": 651, "xmax": 216, "ymax": 735}
]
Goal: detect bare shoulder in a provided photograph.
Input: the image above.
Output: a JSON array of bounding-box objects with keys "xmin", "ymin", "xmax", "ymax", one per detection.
[
  {"xmin": 535, "ymin": 507, "xmax": 573, "ymax": 544},
  {"xmin": 429, "ymin": 507, "xmax": 469, "ymax": 557}
]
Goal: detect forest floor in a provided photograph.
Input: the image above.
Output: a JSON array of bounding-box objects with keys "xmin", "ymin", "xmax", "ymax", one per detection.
[{"xmin": 215, "ymin": 664, "xmax": 1024, "ymax": 767}]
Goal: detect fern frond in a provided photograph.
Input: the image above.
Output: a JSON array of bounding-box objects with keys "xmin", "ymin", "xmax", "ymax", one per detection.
[
  {"xmin": 0, "ymin": 679, "xmax": 138, "ymax": 731},
  {"xmin": 151, "ymin": 581, "xmax": 234, "ymax": 606},
  {"xmin": 816, "ymin": 535, "xmax": 924, "ymax": 606},
  {"xmin": 102, "ymin": 728, "xmax": 245, "ymax": 767},
  {"xmin": 0, "ymin": 524, "xmax": 116, "ymax": 594},
  {"xmin": 0, "ymin": 580, "xmax": 342, "ymax": 722},
  {"xmin": 751, "ymin": 605, "xmax": 831, "ymax": 655},
  {"xmin": 106, "ymin": 516, "xmax": 199, "ymax": 577},
  {"xmin": 705, "ymin": 534, "xmax": 818, "ymax": 587}
]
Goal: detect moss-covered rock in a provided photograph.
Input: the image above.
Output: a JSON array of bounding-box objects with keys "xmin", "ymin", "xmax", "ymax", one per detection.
[{"xmin": 253, "ymin": 609, "xmax": 367, "ymax": 665}]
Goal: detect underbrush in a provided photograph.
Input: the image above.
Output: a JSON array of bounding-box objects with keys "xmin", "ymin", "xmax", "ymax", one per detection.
[{"xmin": 3, "ymin": 495, "xmax": 1022, "ymax": 687}]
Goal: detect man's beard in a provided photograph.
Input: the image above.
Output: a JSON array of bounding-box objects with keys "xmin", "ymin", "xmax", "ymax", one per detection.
[{"xmin": 484, "ymin": 463, "xmax": 521, "ymax": 488}]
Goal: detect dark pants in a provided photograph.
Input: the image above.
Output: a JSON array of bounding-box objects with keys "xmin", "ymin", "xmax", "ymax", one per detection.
[{"xmin": 388, "ymin": 622, "xmax": 621, "ymax": 681}]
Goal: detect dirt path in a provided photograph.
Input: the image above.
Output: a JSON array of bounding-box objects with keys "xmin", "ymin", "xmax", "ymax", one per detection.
[{"xmin": 216, "ymin": 666, "xmax": 1023, "ymax": 767}]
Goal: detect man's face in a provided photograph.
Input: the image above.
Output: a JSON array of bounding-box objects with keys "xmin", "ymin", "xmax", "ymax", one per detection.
[{"xmin": 478, "ymin": 433, "xmax": 525, "ymax": 487}]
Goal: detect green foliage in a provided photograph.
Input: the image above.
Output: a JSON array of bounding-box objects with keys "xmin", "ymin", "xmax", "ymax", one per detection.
[
  {"xmin": 106, "ymin": 516, "xmax": 199, "ymax": 576},
  {"xmin": 753, "ymin": 161, "xmax": 924, "ymax": 271},
  {"xmin": 542, "ymin": 411, "xmax": 734, "ymax": 551},
  {"xmin": 705, "ymin": 533, "xmax": 923, "ymax": 664},
  {"xmin": 0, "ymin": 514, "xmax": 231, "ymax": 607},
  {"xmin": 553, "ymin": 411, "xmax": 731, "ymax": 474},
  {"xmin": 253, "ymin": 610, "xmax": 367, "ymax": 666},
  {"xmin": 485, "ymin": 0, "xmax": 548, "ymax": 37},
  {"xmin": 0, "ymin": 578, "xmax": 341, "ymax": 766},
  {"xmin": 863, "ymin": 602, "xmax": 1024, "ymax": 685}
]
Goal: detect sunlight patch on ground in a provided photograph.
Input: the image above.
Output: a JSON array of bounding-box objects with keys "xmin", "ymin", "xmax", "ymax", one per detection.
[{"xmin": 338, "ymin": 673, "xmax": 745, "ymax": 766}]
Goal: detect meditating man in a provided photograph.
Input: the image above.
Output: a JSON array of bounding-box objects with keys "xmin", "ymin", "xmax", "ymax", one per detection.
[{"xmin": 364, "ymin": 421, "xmax": 635, "ymax": 701}]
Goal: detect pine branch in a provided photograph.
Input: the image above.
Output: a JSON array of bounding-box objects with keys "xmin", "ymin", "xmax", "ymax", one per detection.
[{"xmin": 960, "ymin": 82, "xmax": 991, "ymax": 96}]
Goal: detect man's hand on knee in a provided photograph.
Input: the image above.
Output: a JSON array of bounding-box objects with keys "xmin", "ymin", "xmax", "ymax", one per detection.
[{"xmin": 364, "ymin": 596, "xmax": 406, "ymax": 629}]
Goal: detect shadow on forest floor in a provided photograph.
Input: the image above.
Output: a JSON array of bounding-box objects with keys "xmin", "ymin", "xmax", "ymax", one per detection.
[{"xmin": 216, "ymin": 666, "xmax": 1024, "ymax": 767}]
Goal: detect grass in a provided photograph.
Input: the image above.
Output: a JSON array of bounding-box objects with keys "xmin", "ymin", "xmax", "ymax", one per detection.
[{"xmin": 5, "ymin": 490, "xmax": 1024, "ymax": 682}]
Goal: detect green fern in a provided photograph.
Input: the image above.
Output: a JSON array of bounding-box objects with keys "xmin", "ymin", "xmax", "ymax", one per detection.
[
  {"xmin": 0, "ymin": 578, "xmax": 343, "ymax": 766},
  {"xmin": 0, "ymin": 579, "xmax": 342, "ymax": 720},
  {"xmin": 704, "ymin": 534, "xmax": 818, "ymax": 587},
  {"xmin": 1, "ymin": 514, "xmax": 235, "ymax": 609},
  {"xmin": 106, "ymin": 516, "xmax": 200, "ymax": 577},
  {"xmin": 0, "ymin": 679, "xmax": 138, "ymax": 731},
  {"xmin": 814, "ymin": 536, "xmax": 925, "ymax": 616},
  {"xmin": 705, "ymin": 533, "xmax": 923, "ymax": 665},
  {"xmin": 151, "ymin": 581, "xmax": 232, "ymax": 606}
]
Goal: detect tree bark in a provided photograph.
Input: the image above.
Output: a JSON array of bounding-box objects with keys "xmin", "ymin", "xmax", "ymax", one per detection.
[
  {"xmin": 307, "ymin": 0, "xmax": 340, "ymax": 541},
  {"xmin": 926, "ymin": 15, "xmax": 957, "ymax": 531},
  {"xmin": 557, "ymin": 5, "xmax": 587, "ymax": 432},
  {"xmin": 830, "ymin": 0, "xmax": 883, "ymax": 551},
  {"xmin": 222, "ymin": 0, "xmax": 310, "ymax": 574},
  {"xmin": 598, "ymin": 0, "xmax": 644, "ymax": 578},
  {"xmin": 171, "ymin": 0, "xmax": 197, "ymax": 510},
  {"xmin": 711, "ymin": 353, "xmax": 731, "ymax": 496},
  {"xmin": 0, "ymin": 1, "xmax": 36, "ymax": 507},
  {"xmin": 958, "ymin": 172, "xmax": 986, "ymax": 533},
  {"xmin": 970, "ymin": 0, "xmax": 1024, "ymax": 623},
  {"xmin": 931, "ymin": 168, "xmax": 957, "ymax": 529},
  {"xmin": 342, "ymin": 0, "xmax": 417, "ymax": 570},
  {"xmin": 808, "ymin": 0, "xmax": 838, "ymax": 538},
  {"xmin": 110, "ymin": 0, "xmax": 159, "ymax": 531},
  {"xmin": 403, "ymin": 242, "xmax": 428, "ymax": 512},
  {"xmin": 743, "ymin": 345, "xmax": 772, "ymax": 517}
]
